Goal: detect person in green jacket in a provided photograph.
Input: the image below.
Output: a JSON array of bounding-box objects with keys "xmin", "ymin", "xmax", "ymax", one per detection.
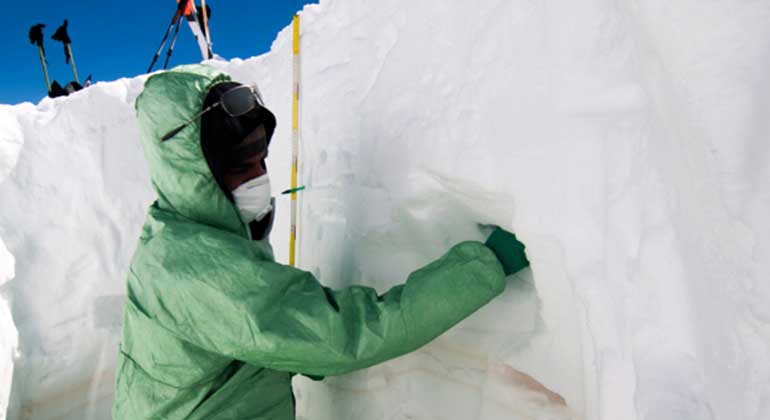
[{"xmin": 112, "ymin": 64, "xmax": 530, "ymax": 420}]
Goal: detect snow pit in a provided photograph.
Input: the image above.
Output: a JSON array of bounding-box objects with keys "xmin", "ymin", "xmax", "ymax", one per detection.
[{"xmin": 0, "ymin": 0, "xmax": 769, "ymax": 419}]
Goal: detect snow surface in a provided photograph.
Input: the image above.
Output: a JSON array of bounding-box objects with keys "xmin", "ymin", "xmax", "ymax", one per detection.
[{"xmin": 1, "ymin": 0, "xmax": 770, "ymax": 419}]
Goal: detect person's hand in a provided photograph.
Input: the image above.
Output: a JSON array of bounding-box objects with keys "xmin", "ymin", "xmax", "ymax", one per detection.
[{"xmin": 484, "ymin": 226, "xmax": 529, "ymax": 276}]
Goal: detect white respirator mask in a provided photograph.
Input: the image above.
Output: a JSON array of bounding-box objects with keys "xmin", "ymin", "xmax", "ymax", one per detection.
[{"xmin": 232, "ymin": 174, "xmax": 273, "ymax": 223}]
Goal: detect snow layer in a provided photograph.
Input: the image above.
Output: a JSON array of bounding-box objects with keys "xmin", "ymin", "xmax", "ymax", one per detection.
[
  {"xmin": 0, "ymin": 238, "xmax": 17, "ymax": 419},
  {"xmin": 1, "ymin": 0, "xmax": 769, "ymax": 419},
  {"xmin": 1, "ymin": 105, "xmax": 24, "ymax": 419},
  {"xmin": 0, "ymin": 78, "xmax": 153, "ymax": 419}
]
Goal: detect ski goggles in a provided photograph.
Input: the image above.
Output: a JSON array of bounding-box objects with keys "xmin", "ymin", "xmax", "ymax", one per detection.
[{"xmin": 161, "ymin": 83, "xmax": 267, "ymax": 142}]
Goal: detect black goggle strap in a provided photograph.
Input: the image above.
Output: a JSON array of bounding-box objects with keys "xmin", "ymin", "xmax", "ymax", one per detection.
[{"xmin": 161, "ymin": 102, "xmax": 221, "ymax": 142}]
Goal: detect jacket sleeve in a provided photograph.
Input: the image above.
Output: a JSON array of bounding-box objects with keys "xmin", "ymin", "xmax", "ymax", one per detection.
[{"xmin": 132, "ymin": 239, "xmax": 506, "ymax": 377}]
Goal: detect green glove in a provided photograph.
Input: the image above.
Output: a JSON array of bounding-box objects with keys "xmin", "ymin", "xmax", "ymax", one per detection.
[{"xmin": 484, "ymin": 227, "xmax": 530, "ymax": 276}]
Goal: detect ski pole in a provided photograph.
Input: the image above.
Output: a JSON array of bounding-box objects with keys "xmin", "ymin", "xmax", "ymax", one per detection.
[
  {"xmin": 52, "ymin": 20, "xmax": 79, "ymax": 84},
  {"xmin": 147, "ymin": 17, "xmax": 177, "ymax": 73},
  {"xmin": 147, "ymin": 3, "xmax": 186, "ymax": 73},
  {"xmin": 163, "ymin": 17, "xmax": 183, "ymax": 69},
  {"xmin": 29, "ymin": 24, "xmax": 51, "ymax": 93},
  {"xmin": 38, "ymin": 46, "xmax": 51, "ymax": 93},
  {"xmin": 200, "ymin": 0, "xmax": 211, "ymax": 45},
  {"xmin": 66, "ymin": 44, "xmax": 79, "ymax": 83},
  {"xmin": 185, "ymin": 1, "xmax": 212, "ymax": 60}
]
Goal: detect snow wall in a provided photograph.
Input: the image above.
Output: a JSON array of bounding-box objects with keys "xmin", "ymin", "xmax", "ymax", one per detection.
[{"xmin": 1, "ymin": 0, "xmax": 770, "ymax": 419}]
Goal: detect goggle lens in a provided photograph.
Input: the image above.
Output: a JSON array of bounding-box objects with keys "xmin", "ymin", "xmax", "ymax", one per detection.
[{"xmin": 220, "ymin": 85, "xmax": 263, "ymax": 116}]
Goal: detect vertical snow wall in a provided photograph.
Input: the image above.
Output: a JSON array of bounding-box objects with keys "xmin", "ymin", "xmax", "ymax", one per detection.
[{"xmin": 0, "ymin": 0, "xmax": 769, "ymax": 419}]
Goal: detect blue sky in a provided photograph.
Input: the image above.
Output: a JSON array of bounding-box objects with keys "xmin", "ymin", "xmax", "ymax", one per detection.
[{"xmin": 2, "ymin": 1, "xmax": 316, "ymax": 104}]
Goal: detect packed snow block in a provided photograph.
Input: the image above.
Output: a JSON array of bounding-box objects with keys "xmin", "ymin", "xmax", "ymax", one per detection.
[
  {"xmin": 0, "ymin": 106, "xmax": 26, "ymax": 181},
  {"xmin": 276, "ymin": 1, "xmax": 770, "ymax": 420},
  {"xmin": 0, "ymin": 106, "xmax": 24, "ymax": 420},
  {"xmin": 0, "ymin": 78, "xmax": 154, "ymax": 419},
  {"xmin": 0, "ymin": 238, "xmax": 18, "ymax": 420}
]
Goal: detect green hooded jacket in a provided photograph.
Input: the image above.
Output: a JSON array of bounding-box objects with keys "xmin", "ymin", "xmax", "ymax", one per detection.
[{"xmin": 112, "ymin": 64, "xmax": 508, "ymax": 420}]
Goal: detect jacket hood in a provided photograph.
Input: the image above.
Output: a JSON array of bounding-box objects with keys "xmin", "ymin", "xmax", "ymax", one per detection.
[{"xmin": 135, "ymin": 64, "xmax": 248, "ymax": 237}]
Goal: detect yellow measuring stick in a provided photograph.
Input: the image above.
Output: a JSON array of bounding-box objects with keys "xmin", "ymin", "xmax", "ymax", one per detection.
[{"xmin": 290, "ymin": 14, "xmax": 300, "ymax": 266}]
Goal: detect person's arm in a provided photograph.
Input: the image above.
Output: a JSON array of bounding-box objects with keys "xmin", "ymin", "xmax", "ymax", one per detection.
[{"xmin": 131, "ymin": 237, "xmax": 507, "ymax": 377}]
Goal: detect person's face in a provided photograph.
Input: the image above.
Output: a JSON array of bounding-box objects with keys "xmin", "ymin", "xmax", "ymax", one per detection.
[{"xmin": 221, "ymin": 125, "xmax": 269, "ymax": 192}]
